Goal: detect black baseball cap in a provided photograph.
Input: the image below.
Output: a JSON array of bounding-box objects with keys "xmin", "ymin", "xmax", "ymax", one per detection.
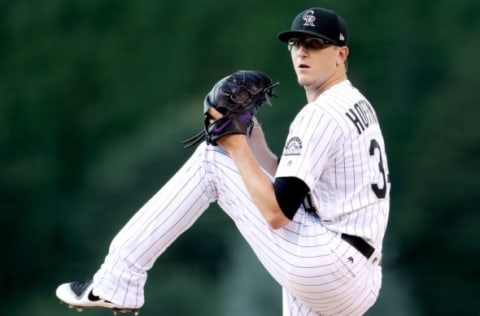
[{"xmin": 278, "ymin": 7, "xmax": 348, "ymax": 46}]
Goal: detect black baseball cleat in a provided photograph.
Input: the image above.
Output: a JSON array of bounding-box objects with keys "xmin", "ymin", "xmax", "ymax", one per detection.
[{"xmin": 56, "ymin": 279, "xmax": 139, "ymax": 315}]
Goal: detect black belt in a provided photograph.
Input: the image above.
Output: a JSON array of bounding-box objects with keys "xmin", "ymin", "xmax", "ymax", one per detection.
[{"xmin": 341, "ymin": 234, "xmax": 375, "ymax": 259}]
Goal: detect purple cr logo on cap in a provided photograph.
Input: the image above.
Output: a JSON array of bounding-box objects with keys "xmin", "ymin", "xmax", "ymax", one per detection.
[{"xmin": 302, "ymin": 10, "xmax": 316, "ymax": 27}]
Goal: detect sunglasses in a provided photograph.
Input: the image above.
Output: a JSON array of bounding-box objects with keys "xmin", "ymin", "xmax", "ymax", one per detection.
[{"xmin": 287, "ymin": 38, "xmax": 332, "ymax": 51}]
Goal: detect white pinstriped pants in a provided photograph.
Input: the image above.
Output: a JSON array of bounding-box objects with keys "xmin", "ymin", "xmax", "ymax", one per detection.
[{"xmin": 92, "ymin": 143, "xmax": 382, "ymax": 316}]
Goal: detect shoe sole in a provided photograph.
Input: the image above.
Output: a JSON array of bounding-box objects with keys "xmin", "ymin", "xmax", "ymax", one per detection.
[{"xmin": 60, "ymin": 300, "xmax": 140, "ymax": 315}]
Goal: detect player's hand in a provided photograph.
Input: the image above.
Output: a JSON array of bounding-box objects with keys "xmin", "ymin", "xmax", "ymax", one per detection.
[
  {"xmin": 207, "ymin": 107, "xmax": 223, "ymax": 122},
  {"xmin": 207, "ymin": 107, "xmax": 247, "ymax": 151}
]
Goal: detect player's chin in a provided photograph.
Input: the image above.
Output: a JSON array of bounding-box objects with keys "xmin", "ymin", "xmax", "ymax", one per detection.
[
  {"xmin": 296, "ymin": 75, "xmax": 313, "ymax": 88},
  {"xmin": 295, "ymin": 70, "xmax": 311, "ymax": 83}
]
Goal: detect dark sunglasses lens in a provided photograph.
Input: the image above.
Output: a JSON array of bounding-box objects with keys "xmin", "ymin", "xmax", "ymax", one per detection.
[
  {"xmin": 305, "ymin": 39, "xmax": 326, "ymax": 50},
  {"xmin": 288, "ymin": 38, "xmax": 300, "ymax": 51},
  {"xmin": 288, "ymin": 38, "xmax": 329, "ymax": 51}
]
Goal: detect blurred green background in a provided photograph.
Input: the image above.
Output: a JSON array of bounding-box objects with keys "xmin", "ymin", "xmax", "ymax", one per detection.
[{"xmin": 1, "ymin": 0, "xmax": 479, "ymax": 315}]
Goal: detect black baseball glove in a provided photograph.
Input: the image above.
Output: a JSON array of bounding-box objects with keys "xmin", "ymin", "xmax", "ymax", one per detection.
[{"xmin": 183, "ymin": 70, "xmax": 279, "ymax": 148}]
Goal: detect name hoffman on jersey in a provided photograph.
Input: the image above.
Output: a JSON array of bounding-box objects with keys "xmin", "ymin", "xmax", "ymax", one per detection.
[{"xmin": 345, "ymin": 100, "xmax": 379, "ymax": 135}]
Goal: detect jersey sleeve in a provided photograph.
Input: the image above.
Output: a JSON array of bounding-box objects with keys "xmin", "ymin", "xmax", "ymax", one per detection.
[{"xmin": 275, "ymin": 104, "xmax": 341, "ymax": 190}]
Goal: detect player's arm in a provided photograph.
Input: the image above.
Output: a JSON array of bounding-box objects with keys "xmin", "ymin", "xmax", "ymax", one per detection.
[
  {"xmin": 247, "ymin": 118, "xmax": 278, "ymax": 176},
  {"xmin": 217, "ymin": 133, "xmax": 310, "ymax": 228},
  {"xmin": 209, "ymin": 110, "xmax": 309, "ymax": 229},
  {"xmin": 219, "ymin": 133, "xmax": 290, "ymax": 229}
]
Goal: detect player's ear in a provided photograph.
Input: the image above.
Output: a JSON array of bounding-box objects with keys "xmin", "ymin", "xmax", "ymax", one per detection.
[{"xmin": 336, "ymin": 46, "xmax": 349, "ymax": 66}]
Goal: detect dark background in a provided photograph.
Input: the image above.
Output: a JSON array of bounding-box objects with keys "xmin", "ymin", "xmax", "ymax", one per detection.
[{"xmin": 1, "ymin": 0, "xmax": 479, "ymax": 315}]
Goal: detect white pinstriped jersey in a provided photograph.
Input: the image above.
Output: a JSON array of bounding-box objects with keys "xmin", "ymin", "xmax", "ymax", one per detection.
[{"xmin": 276, "ymin": 80, "xmax": 390, "ymax": 249}]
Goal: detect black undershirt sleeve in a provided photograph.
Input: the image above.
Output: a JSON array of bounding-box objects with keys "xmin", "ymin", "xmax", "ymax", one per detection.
[{"xmin": 273, "ymin": 177, "xmax": 310, "ymax": 220}]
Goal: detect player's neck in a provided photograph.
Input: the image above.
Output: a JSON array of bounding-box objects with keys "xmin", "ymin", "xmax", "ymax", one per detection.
[{"xmin": 305, "ymin": 72, "xmax": 347, "ymax": 103}]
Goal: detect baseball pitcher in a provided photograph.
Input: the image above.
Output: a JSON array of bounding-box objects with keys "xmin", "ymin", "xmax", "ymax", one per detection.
[{"xmin": 56, "ymin": 7, "xmax": 390, "ymax": 316}]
